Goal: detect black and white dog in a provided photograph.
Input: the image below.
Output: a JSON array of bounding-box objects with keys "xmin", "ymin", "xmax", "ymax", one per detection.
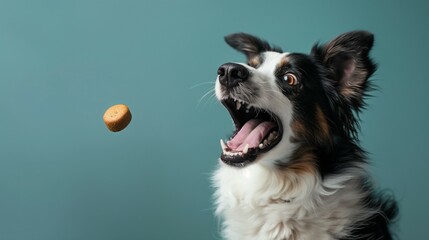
[{"xmin": 213, "ymin": 31, "xmax": 397, "ymax": 240}]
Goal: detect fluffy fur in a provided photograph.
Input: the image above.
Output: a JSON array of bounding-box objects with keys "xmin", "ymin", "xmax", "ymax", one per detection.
[{"xmin": 212, "ymin": 31, "xmax": 397, "ymax": 240}]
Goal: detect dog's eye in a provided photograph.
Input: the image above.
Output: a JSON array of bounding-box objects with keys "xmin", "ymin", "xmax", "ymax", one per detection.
[{"xmin": 283, "ymin": 73, "xmax": 298, "ymax": 86}]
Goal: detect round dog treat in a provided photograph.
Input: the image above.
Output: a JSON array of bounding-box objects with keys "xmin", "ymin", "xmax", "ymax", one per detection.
[{"xmin": 103, "ymin": 104, "xmax": 132, "ymax": 132}]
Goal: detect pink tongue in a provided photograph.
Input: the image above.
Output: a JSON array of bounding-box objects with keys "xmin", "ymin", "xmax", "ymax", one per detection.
[{"xmin": 227, "ymin": 119, "xmax": 276, "ymax": 151}]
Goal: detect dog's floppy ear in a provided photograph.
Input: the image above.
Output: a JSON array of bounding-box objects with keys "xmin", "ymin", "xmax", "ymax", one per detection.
[
  {"xmin": 225, "ymin": 33, "xmax": 282, "ymax": 59},
  {"xmin": 311, "ymin": 31, "xmax": 376, "ymax": 110}
]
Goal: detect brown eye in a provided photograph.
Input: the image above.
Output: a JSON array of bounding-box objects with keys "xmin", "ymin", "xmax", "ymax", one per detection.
[{"xmin": 283, "ymin": 73, "xmax": 298, "ymax": 86}]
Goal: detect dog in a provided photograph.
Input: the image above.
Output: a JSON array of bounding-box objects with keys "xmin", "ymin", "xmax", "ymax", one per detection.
[{"xmin": 212, "ymin": 31, "xmax": 397, "ymax": 240}]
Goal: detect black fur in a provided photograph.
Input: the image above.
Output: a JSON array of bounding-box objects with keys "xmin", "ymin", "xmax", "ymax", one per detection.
[
  {"xmin": 345, "ymin": 188, "xmax": 399, "ymax": 240},
  {"xmin": 288, "ymin": 32, "xmax": 397, "ymax": 239},
  {"xmin": 225, "ymin": 33, "xmax": 283, "ymax": 59},
  {"xmin": 311, "ymin": 31, "xmax": 377, "ymax": 139}
]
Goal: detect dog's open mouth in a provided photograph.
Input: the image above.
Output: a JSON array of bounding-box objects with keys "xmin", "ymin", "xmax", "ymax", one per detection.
[{"xmin": 220, "ymin": 98, "xmax": 283, "ymax": 167}]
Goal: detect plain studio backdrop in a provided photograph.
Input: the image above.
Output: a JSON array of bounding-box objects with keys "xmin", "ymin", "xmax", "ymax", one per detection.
[{"xmin": 0, "ymin": 0, "xmax": 427, "ymax": 239}]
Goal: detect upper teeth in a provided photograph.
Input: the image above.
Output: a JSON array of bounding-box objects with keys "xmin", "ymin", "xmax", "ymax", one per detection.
[
  {"xmin": 236, "ymin": 101, "xmax": 242, "ymax": 110},
  {"xmin": 234, "ymin": 99, "xmax": 252, "ymax": 112},
  {"xmin": 232, "ymin": 98, "xmax": 253, "ymax": 112}
]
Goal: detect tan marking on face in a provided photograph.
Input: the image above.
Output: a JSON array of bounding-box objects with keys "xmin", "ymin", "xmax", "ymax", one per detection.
[
  {"xmin": 290, "ymin": 118, "xmax": 305, "ymax": 140},
  {"xmin": 248, "ymin": 56, "xmax": 261, "ymax": 67},
  {"xmin": 315, "ymin": 105, "xmax": 330, "ymax": 140},
  {"xmin": 276, "ymin": 56, "xmax": 289, "ymax": 70}
]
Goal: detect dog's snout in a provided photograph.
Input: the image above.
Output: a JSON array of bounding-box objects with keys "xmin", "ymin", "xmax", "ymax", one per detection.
[{"xmin": 217, "ymin": 63, "xmax": 249, "ymax": 88}]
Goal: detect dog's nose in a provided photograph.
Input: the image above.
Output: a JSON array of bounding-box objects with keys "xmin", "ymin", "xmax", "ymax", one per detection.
[{"xmin": 217, "ymin": 63, "xmax": 249, "ymax": 88}]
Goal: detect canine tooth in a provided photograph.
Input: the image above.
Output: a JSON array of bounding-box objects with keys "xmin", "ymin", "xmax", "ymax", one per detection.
[
  {"xmin": 220, "ymin": 139, "xmax": 227, "ymax": 150},
  {"xmin": 243, "ymin": 144, "xmax": 249, "ymax": 154},
  {"xmin": 236, "ymin": 101, "xmax": 242, "ymax": 110},
  {"xmin": 259, "ymin": 143, "xmax": 264, "ymax": 149},
  {"xmin": 268, "ymin": 132, "xmax": 275, "ymax": 141}
]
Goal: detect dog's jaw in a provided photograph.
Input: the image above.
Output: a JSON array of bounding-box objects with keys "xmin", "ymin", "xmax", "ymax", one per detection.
[{"xmin": 215, "ymin": 52, "xmax": 296, "ymax": 167}]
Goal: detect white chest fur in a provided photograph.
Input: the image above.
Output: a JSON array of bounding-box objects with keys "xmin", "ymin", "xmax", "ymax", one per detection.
[{"xmin": 213, "ymin": 162, "xmax": 370, "ymax": 240}]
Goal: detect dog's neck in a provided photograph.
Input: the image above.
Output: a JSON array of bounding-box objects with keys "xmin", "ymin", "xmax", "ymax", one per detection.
[{"xmin": 213, "ymin": 161, "xmax": 370, "ymax": 240}]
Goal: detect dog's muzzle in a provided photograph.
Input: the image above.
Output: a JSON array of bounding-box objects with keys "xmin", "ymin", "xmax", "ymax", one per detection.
[
  {"xmin": 217, "ymin": 63, "xmax": 249, "ymax": 88},
  {"xmin": 216, "ymin": 63, "xmax": 284, "ymax": 167}
]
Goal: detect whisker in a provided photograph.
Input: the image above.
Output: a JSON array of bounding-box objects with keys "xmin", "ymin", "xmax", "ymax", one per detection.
[
  {"xmin": 197, "ymin": 89, "xmax": 216, "ymax": 107},
  {"xmin": 190, "ymin": 81, "xmax": 215, "ymax": 89},
  {"xmin": 203, "ymin": 92, "xmax": 217, "ymax": 105}
]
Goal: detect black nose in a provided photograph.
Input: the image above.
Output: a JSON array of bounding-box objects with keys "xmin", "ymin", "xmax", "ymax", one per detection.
[{"xmin": 217, "ymin": 63, "xmax": 249, "ymax": 88}]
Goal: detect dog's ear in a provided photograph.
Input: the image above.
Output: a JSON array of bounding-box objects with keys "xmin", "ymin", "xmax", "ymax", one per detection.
[
  {"xmin": 311, "ymin": 31, "xmax": 376, "ymax": 110},
  {"xmin": 225, "ymin": 33, "xmax": 282, "ymax": 59}
]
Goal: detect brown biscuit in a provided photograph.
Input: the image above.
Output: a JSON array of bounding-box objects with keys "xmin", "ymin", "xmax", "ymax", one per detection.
[{"xmin": 103, "ymin": 104, "xmax": 132, "ymax": 132}]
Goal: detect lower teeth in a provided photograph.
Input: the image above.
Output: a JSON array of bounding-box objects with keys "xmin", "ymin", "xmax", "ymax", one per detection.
[{"xmin": 222, "ymin": 131, "xmax": 279, "ymax": 156}]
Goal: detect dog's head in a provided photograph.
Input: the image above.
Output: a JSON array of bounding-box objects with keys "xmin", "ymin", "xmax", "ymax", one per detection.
[{"xmin": 215, "ymin": 31, "xmax": 376, "ymax": 168}]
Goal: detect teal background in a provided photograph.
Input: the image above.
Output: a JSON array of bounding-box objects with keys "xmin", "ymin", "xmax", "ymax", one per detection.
[{"xmin": 0, "ymin": 0, "xmax": 427, "ymax": 239}]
